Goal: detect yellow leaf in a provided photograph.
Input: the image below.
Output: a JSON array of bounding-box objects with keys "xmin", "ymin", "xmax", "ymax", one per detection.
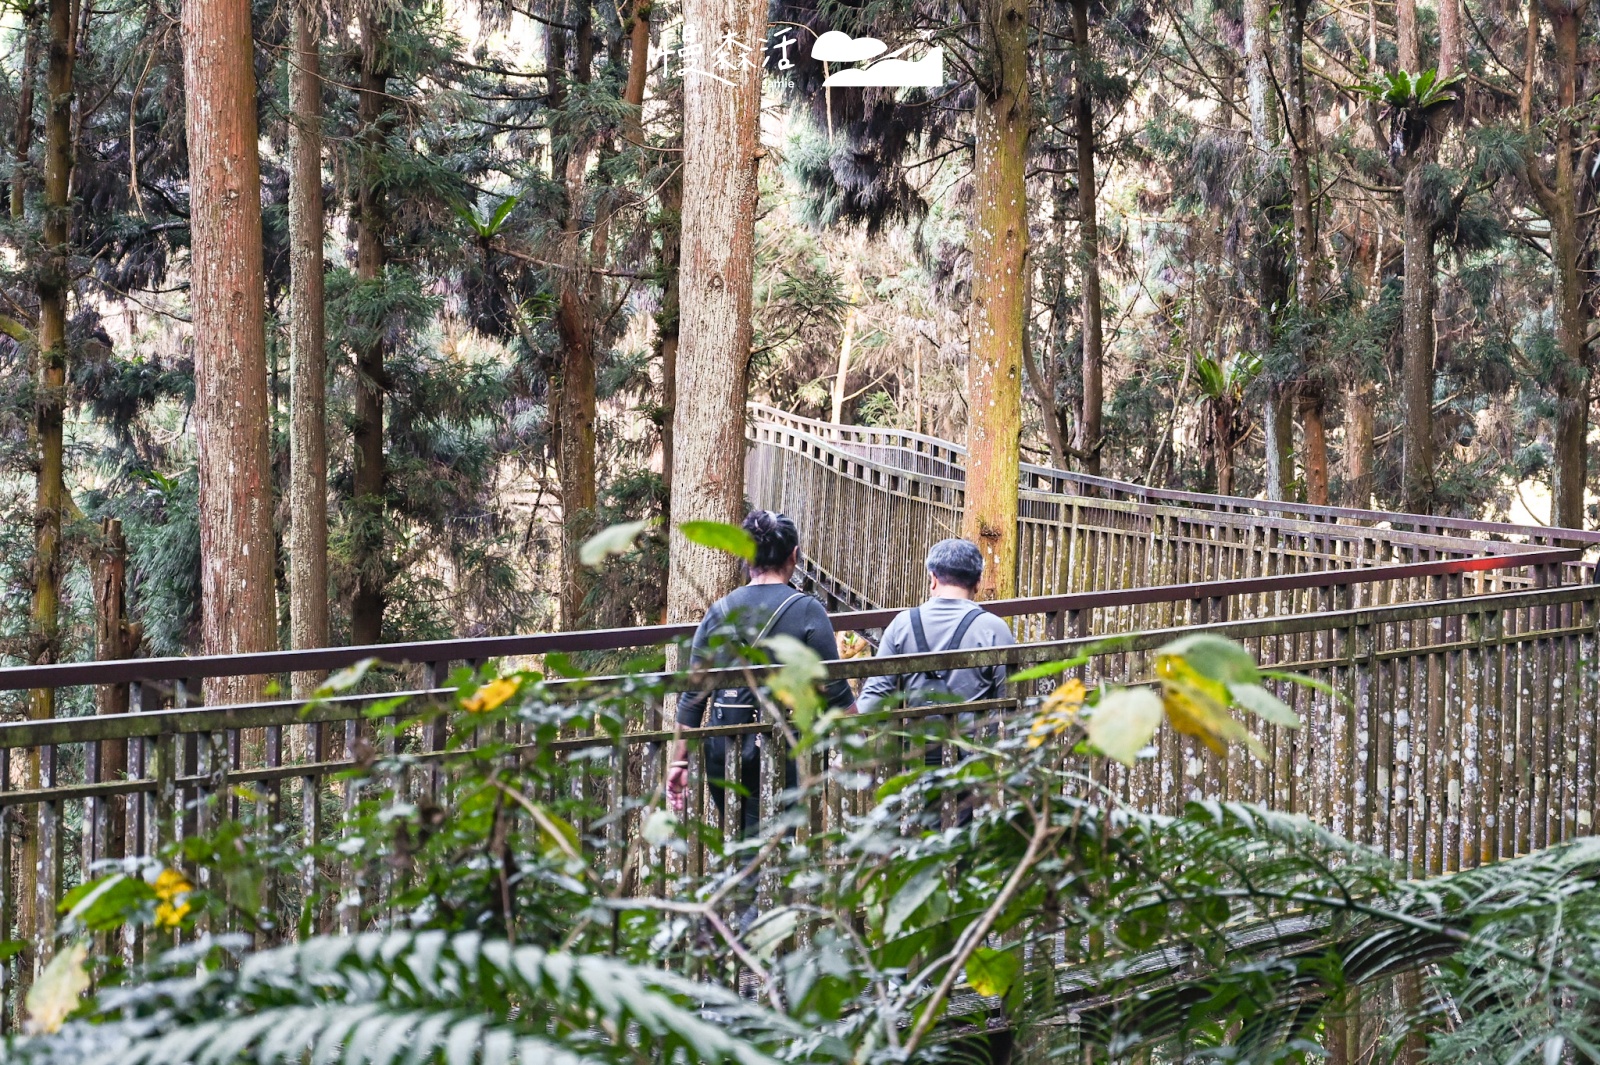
[
  {"xmin": 24, "ymin": 941, "xmax": 90, "ymax": 1034},
  {"xmin": 153, "ymin": 867, "xmax": 192, "ymax": 902},
  {"xmin": 153, "ymin": 867, "xmax": 194, "ymax": 929},
  {"xmin": 462, "ymin": 676, "xmax": 520, "ymax": 714},
  {"xmin": 1156, "ymin": 654, "xmax": 1240, "ymax": 756},
  {"xmin": 1026, "ymin": 677, "xmax": 1086, "ymax": 748}
]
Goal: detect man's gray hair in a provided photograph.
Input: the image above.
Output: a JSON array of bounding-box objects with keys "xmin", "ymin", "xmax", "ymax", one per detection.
[{"xmin": 925, "ymin": 538, "xmax": 984, "ymax": 591}]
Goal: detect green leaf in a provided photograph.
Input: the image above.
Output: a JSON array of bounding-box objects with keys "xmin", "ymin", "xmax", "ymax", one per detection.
[
  {"xmin": 884, "ymin": 864, "xmax": 942, "ymax": 939},
  {"xmin": 315, "ymin": 657, "xmax": 378, "ymax": 697},
  {"xmin": 59, "ymin": 872, "xmax": 157, "ymax": 932},
  {"xmin": 1086, "ymin": 687, "xmax": 1164, "ymax": 766},
  {"xmin": 743, "ymin": 907, "xmax": 799, "ymax": 961},
  {"xmin": 1010, "ymin": 659, "xmax": 1077, "ymax": 682},
  {"xmin": 578, "ymin": 518, "xmax": 656, "ymax": 568},
  {"xmin": 1227, "ymin": 682, "xmax": 1301, "ymax": 728},
  {"xmin": 487, "ymin": 193, "xmax": 521, "ymax": 234},
  {"xmin": 762, "ymin": 634, "xmax": 825, "ymax": 734},
  {"xmin": 1116, "ymin": 902, "xmax": 1170, "ymax": 950},
  {"xmin": 678, "ymin": 520, "xmax": 756, "ymax": 560},
  {"xmin": 874, "ymin": 767, "xmax": 926, "ymax": 802},
  {"xmin": 964, "ymin": 946, "xmax": 1021, "ymax": 999}
]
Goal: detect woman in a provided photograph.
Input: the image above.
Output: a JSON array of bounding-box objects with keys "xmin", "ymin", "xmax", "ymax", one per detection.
[{"xmin": 665, "ymin": 510, "xmax": 855, "ymax": 835}]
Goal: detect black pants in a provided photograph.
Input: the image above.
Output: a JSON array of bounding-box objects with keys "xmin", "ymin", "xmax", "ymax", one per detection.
[{"xmin": 704, "ymin": 736, "xmax": 797, "ymax": 838}]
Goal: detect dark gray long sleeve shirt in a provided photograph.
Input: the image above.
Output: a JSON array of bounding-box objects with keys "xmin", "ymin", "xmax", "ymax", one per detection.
[
  {"xmin": 856, "ymin": 595, "xmax": 1016, "ymax": 713},
  {"xmin": 675, "ymin": 584, "xmax": 855, "ymax": 727}
]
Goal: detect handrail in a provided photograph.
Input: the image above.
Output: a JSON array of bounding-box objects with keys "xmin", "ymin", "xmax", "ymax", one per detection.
[
  {"xmin": 0, "ymin": 548, "xmax": 1574, "ymax": 692},
  {"xmin": 748, "ymin": 402, "xmax": 1600, "ymax": 548}
]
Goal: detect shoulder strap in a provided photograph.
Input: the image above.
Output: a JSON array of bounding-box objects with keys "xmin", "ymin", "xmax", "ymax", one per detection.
[{"xmin": 907, "ymin": 605, "xmax": 932, "ymax": 655}]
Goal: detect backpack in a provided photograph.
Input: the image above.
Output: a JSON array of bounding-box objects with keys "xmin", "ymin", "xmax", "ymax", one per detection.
[
  {"xmin": 903, "ymin": 603, "xmax": 988, "ymax": 707},
  {"xmin": 707, "ymin": 591, "xmax": 806, "ymax": 733}
]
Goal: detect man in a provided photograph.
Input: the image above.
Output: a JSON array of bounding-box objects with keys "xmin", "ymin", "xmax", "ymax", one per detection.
[{"xmin": 857, "ymin": 538, "xmax": 1016, "ymax": 726}]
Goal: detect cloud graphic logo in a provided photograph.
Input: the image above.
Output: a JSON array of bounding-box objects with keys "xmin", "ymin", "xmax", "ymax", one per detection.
[
  {"xmin": 821, "ymin": 46, "xmax": 944, "ymax": 88},
  {"xmin": 811, "ymin": 30, "xmax": 888, "ymax": 64},
  {"xmin": 819, "ymin": 39, "xmax": 940, "ymax": 87}
]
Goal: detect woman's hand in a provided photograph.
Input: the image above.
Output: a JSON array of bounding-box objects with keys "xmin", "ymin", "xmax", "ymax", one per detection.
[{"xmin": 666, "ymin": 761, "xmax": 689, "ymax": 812}]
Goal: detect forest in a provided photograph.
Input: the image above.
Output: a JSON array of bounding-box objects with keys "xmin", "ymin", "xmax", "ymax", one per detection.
[{"xmin": 0, "ymin": 0, "xmax": 1596, "ymax": 1058}]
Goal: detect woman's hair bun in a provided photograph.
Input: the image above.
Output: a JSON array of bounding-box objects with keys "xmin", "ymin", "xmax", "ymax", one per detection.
[{"xmin": 742, "ymin": 510, "xmax": 799, "ymax": 572}]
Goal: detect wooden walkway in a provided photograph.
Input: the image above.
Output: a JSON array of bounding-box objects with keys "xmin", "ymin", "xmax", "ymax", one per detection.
[{"xmin": 0, "ymin": 405, "xmax": 1594, "ymax": 1024}]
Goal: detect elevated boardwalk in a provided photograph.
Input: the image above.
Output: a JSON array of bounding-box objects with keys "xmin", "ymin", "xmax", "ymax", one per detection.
[{"xmin": 0, "ymin": 406, "xmax": 1595, "ymax": 1022}]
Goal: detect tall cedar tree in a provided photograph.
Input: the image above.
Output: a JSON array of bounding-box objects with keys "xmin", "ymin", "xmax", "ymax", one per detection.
[
  {"xmin": 350, "ymin": 11, "xmax": 393, "ymax": 645},
  {"xmin": 288, "ymin": 0, "xmax": 329, "ymax": 689},
  {"xmin": 666, "ymin": 0, "xmax": 768, "ymax": 621},
  {"xmin": 961, "ymin": 0, "xmax": 1030, "ymax": 600},
  {"xmin": 181, "ymin": 0, "xmax": 277, "ymax": 701}
]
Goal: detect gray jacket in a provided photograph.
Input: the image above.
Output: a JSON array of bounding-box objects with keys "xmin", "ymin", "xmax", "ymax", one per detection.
[{"xmin": 857, "ymin": 595, "xmax": 1016, "ymax": 712}]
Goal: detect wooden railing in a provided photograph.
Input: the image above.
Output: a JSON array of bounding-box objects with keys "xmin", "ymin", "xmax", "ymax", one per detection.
[
  {"xmin": 0, "ymin": 566, "xmax": 1596, "ymax": 1025},
  {"xmin": 0, "ymin": 405, "xmax": 1596, "ymax": 1025}
]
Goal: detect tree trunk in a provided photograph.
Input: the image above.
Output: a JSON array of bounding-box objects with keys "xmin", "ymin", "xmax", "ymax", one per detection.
[
  {"xmin": 1285, "ymin": 0, "xmax": 1327, "ymax": 505},
  {"xmin": 94, "ymin": 517, "xmax": 135, "ymax": 859},
  {"xmin": 10, "ymin": 3, "xmax": 39, "ymax": 220},
  {"xmin": 831, "ymin": 299, "xmax": 858, "ymax": 423},
  {"xmin": 287, "ymin": 0, "xmax": 328, "ymax": 695},
  {"xmin": 665, "ymin": 0, "xmax": 766, "ymax": 623},
  {"xmin": 1246, "ymin": 0, "xmax": 1292, "ymax": 500},
  {"xmin": 19, "ymin": 0, "xmax": 73, "ymax": 974},
  {"xmin": 623, "ymin": 0, "xmax": 650, "ymax": 130},
  {"xmin": 1343, "ymin": 379, "xmax": 1376, "ymax": 507},
  {"xmin": 1399, "ymin": 159, "xmax": 1436, "ymax": 515},
  {"xmin": 350, "ymin": 12, "xmax": 391, "ymax": 645},
  {"xmin": 656, "ymin": 171, "xmax": 681, "ymax": 500},
  {"xmin": 555, "ymin": 161, "xmax": 598, "ymax": 628},
  {"xmin": 1540, "ymin": 0, "xmax": 1589, "ymax": 531},
  {"xmin": 1070, "ymin": 0, "xmax": 1102, "ymax": 478},
  {"xmin": 962, "ymin": 0, "xmax": 1030, "ymax": 601},
  {"xmin": 556, "ymin": 4, "xmax": 602, "ymax": 630},
  {"xmin": 182, "ymin": 0, "xmax": 277, "ymax": 704}
]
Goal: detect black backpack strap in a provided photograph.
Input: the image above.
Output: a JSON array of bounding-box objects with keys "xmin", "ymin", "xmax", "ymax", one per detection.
[
  {"xmin": 907, "ymin": 605, "xmax": 932, "ymax": 655},
  {"xmin": 756, "ymin": 592, "xmax": 805, "ymax": 642},
  {"xmin": 941, "ymin": 606, "xmax": 984, "ymax": 653}
]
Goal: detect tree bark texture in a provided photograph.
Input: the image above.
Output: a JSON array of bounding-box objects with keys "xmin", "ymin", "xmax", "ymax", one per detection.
[
  {"xmin": 20, "ymin": 0, "xmax": 74, "ymax": 972},
  {"xmin": 350, "ymin": 12, "xmax": 392, "ymax": 645},
  {"xmin": 656, "ymin": 172, "xmax": 681, "ymax": 501},
  {"xmin": 1343, "ymin": 379, "xmax": 1376, "ymax": 507},
  {"xmin": 182, "ymin": 0, "xmax": 277, "ymax": 702},
  {"xmin": 94, "ymin": 517, "xmax": 135, "ymax": 859},
  {"xmin": 556, "ymin": 6, "xmax": 604, "ymax": 630},
  {"xmin": 288, "ymin": 0, "xmax": 329, "ymax": 693},
  {"xmin": 1246, "ymin": 0, "xmax": 1292, "ymax": 500},
  {"xmin": 1399, "ymin": 160, "xmax": 1437, "ymax": 515},
  {"xmin": 28, "ymin": 0, "xmax": 72, "ymax": 723},
  {"xmin": 1535, "ymin": 1, "xmax": 1590, "ymax": 531},
  {"xmin": 1070, "ymin": 0, "xmax": 1102, "ymax": 478},
  {"xmin": 1285, "ymin": 0, "xmax": 1327, "ymax": 504},
  {"xmin": 962, "ymin": 0, "xmax": 1030, "ymax": 601},
  {"xmin": 10, "ymin": 3, "xmax": 39, "ymax": 220},
  {"xmin": 666, "ymin": 0, "xmax": 766, "ymax": 623}
]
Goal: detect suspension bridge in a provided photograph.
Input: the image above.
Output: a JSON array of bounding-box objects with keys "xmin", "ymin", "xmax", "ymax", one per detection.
[{"xmin": 0, "ymin": 404, "xmax": 1596, "ymax": 1022}]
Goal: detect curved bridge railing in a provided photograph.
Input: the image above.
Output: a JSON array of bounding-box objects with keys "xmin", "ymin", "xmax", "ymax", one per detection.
[{"xmin": 745, "ymin": 403, "xmax": 1600, "ymax": 636}]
